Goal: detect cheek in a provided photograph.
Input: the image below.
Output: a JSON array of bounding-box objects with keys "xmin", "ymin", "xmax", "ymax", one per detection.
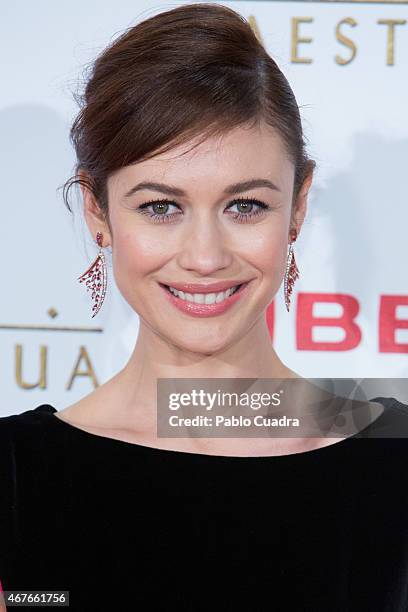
[
  {"xmin": 111, "ymin": 231, "xmax": 165, "ymax": 310},
  {"xmin": 239, "ymin": 226, "xmax": 287, "ymax": 276},
  {"xmin": 112, "ymin": 230, "xmax": 168, "ymax": 277},
  {"xmin": 113, "ymin": 235, "xmax": 141, "ymax": 282}
]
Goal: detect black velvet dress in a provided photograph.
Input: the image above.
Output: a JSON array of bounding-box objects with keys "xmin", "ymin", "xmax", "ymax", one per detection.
[{"xmin": 1, "ymin": 397, "xmax": 408, "ymax": 611}]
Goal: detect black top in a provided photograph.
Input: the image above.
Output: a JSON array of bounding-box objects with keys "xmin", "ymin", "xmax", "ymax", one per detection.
[{"xmin": 1, "ymin": 397, "xmax": 408, "ymax": 611}]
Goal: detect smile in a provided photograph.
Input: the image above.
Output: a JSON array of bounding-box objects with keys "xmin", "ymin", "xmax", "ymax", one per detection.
[
  {"xmin": 158, "ymin": 281, "xmax": 251, "ymax": 318},
  {"xmin": 168, "ymin": 284, "xmax": 241, "ymax": 304}
]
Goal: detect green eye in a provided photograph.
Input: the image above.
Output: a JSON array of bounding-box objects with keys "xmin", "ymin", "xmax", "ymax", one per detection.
[
  {"xmin": 137, "ymin": 199, "xmax": 181, "ymax": 223},
  {"xmin": 137, "ymin": 196, "xmax": 271, "ymax": 223},
  {"xmin": 227, "ymin": 197, "xmax": 270, "ymax": 221}
]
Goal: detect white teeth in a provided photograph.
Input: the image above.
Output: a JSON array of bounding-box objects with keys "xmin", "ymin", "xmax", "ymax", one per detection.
[
  {"xmin": 193, "ymin": 293, "xmax": 204, "ymax": 304},
  {"xmin": 167, "ymin": 285, "xmax": 240, "ymax": 304}
]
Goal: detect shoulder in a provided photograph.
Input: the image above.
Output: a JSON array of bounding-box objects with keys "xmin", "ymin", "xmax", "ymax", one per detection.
[
  {"xmin": 362, "ymin": 395, "xmax": 408, "ymax": 438},
  {"xmin": 370, "ymin": 395, "xmax": 408, "ymax": 415},
  {"xmin": 0, "ymin": 404, "xmax": 57, "ymax": 429},
  {"xmin": 0, "ymin": 405, "xmax": 59, "ymax": 503},
  {"xmin": 0, "ymin": 405, "xmax": 57, "ymax": 454}
]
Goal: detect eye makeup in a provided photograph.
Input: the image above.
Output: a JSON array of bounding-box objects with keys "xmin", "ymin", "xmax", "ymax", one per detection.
[{"xmin": 136, "ymin": 196, "xmax": 273, "ymax": 224}]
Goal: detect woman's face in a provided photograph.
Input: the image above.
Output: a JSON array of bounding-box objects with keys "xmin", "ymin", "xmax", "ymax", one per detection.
[{"xmin": 99, "ymin": 122, "xmax": 305, "ymax": 354}]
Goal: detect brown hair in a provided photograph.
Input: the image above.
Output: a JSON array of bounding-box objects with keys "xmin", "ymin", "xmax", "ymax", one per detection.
[{"xmin": 61, "ymin": 2, "xmax": 316, "ymax": 237}]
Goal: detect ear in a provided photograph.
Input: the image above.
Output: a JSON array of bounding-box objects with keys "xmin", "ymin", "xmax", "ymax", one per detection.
[
  {"xmin": 79, "ymin": 170, "xmax": 112, "ymax": 247},
  {"xmin": 290, "ymin": 165, "xmax": 314, "ymax": 239}
]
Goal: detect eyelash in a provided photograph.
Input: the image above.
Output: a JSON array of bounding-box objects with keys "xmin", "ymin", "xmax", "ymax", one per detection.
[{"xmin": 136, "ymin": 196, "xmax": 271, "ymax": 224}]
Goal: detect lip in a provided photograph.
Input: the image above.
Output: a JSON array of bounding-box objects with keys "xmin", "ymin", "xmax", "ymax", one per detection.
[
  {"xmin": 158, "ymin": 280, "xmax": 252, "ymax": 318},
  {"xmin": 159, "ymin": 280, "xmax": 249, "ymax": 293}
]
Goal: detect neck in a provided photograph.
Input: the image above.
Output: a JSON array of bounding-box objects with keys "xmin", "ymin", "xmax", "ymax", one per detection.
[{"xmin": 108, "ymin": 316, "xmax": 298, "ymax": 430}]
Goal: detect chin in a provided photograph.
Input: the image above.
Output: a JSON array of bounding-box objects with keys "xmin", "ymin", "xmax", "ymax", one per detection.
[{"xmin": 170, "ymin": 334, "xmax": 234, "ymax": 357}]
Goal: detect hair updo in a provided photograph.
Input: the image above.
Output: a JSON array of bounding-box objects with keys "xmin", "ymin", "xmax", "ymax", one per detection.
[{"xmin": 62, "ymin": 2, "xmax": 316, "ymax": 234}]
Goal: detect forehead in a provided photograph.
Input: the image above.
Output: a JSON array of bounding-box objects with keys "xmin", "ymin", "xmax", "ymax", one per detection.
[{"xmin": 109, "ymin": 122, "xmax": 294, "ymax": 197}]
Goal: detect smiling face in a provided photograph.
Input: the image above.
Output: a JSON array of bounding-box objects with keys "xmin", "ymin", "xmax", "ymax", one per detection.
[{"xmin": 83, "ymin": 120, "xmax": 312, "ymax": 354}]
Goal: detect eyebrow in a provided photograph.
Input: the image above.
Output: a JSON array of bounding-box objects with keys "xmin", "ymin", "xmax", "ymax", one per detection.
[{"xmin": 123, "ymin": 178, "xmax": 280, "ymax": 199}]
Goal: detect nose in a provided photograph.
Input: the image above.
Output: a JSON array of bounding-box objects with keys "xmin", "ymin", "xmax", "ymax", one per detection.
[{"xmin": 176, "ymin": 215, "xmax": 234, "ymax": 276}]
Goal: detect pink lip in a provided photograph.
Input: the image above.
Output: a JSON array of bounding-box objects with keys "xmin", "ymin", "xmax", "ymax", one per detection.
[
  {"xmin": 160, "ymin": 280, "xmax": 248, "ymax": 293},
  {"xmin": 159, "ymin": 281, "xmax": 252, "ymax": 318}
]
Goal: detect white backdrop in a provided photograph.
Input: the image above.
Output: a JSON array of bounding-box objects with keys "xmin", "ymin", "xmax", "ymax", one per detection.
[{"xmin": 1, "ymin": 0, "xmax": 407, "ymax": 416}]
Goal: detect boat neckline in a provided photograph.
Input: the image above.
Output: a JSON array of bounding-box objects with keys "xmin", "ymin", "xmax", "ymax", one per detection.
[{"xmin": 32, "ymin": 400, "xmax": 390, "ymax": 461}]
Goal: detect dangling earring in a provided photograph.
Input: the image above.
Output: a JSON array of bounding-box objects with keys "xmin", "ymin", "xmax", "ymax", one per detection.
[
  {"xmin": 284, "ymin": 228, "xmax": 299, "ymax": 312},
  {"xmin": 78, "ymin": 231, "xmax": 107, "ymax": 318}
]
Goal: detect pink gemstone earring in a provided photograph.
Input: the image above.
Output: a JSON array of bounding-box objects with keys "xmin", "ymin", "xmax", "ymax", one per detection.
[
  {"xmin": 78, "ymin": 231, "xmax": 107, "ymax": 318},
  {"xmin": 284, "ymin": 228, "xmax": 299, "ymax": 312}
]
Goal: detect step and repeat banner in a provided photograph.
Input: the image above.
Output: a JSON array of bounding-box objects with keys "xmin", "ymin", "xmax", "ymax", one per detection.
[{"xmin": 1, "ymin": 0, "xmax": 407, "ymax": 415}]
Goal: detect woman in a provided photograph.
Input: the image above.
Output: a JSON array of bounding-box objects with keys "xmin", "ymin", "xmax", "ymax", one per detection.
[{"xmin": 1, "ymin": 3, "xmax": 407, "ymax": 611}]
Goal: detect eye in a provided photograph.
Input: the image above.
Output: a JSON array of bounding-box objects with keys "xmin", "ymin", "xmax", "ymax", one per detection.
[
  {"xmin": 136, "ymin": 196, "xmax": 272, "ymax": 223},
  {"xmin": 137, "ymin": 199, "xmax": 181, "ymax": 223},
  {"xmin": 226, "ymin": 197, "xmax": 271, "ymax": 222}
]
